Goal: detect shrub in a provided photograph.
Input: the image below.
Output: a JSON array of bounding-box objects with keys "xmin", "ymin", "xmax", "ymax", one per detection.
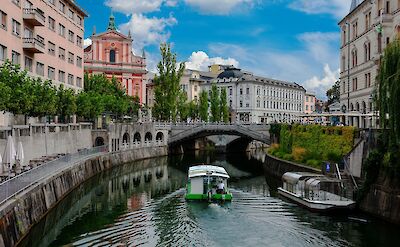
[
  {"xmin": 283, "ymin": 153, "xmax": 293, "ymax": 161},
  {"xmin": 292, "ymin": 147, "xmax": 306, "ymax": 162},
  {"xmin": 306, "ymin": 159, "xmax": 321, "ymax": 169},
  {"xmin": 326, "ymin": 151, "xmax": 342, "ymax": 163}
]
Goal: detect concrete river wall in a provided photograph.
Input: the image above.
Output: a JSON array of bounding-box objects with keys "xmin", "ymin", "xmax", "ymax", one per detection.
[{"xmin": 0, "ymin": 146, "xmax": 168, "ymax": 247}]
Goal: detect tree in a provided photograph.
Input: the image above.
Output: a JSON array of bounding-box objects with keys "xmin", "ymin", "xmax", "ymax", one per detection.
[
  {"xmin": 210, "ymin": 84, "xmax": 220, "ymax": 122},
  {"xmin": 220, "ymin": 87, "xmax": 229, "ymax": 123},
  {"xmin": 57, "ymin": 85, "xmax": 77, "ymax": 123},
  {"xmin": 177, "ymin": 92, "xmax": 189, "ymax": 121},
  {"xmin": 153, "ymin": 43, "xmax": 185, "ymax": 122},
  {"xmin": 0, "ymin": 82, "xmax": 11, "ymax": 112},
  {"xmin": 199, "ymin": 90, "xmax": 209, "ymax": 122},
  {"xmin": 30, "ymin": 79, "xmax": 57, "ymax": 118},
  {"xmin": 326, "ymin": 80, "xmax": 340, "ymax": 105},
  {"xmin": 76, "ymin": 92, "xmax": 104, "ymax": 120},
  {"xmin": 188, "ymin": 100, "xmax": 199, "ymax": 120}
]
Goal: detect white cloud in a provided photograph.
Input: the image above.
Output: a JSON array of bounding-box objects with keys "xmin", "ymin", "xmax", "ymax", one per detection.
[
  {"xmin": 185, "ymin": 51, "xmax": 239, "ymax": 71},
  {"xmin": 184, "ymin": 0, "xmax": 260, "ymax": 15},
  {"xmin": 119, "ymin": 14, "xmax": 177, "ymax": 53},
  {"xmin": 289, "ymin": 0, "xmax": 350, "ymax": 18},
  {"xmin": 84, "ymin": 38, "xmax": 92, "ymax": 48},
  {"xmin": 105, "ymin": 0, "xmax": 164, "ymax": 14},
  {"xmin": 304, "ymin": 64, "xmax": 340, "ymax": 98},
  {"xmin": 208, "ymin": 31, "xmax": 340, "ymax": 99}
]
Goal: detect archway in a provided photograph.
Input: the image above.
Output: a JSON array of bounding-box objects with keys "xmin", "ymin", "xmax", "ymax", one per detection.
[
  {"xmin": 94, "ymin": 137, "xmax": 104, "ymax": 147},
  {"xmin": 122, "ymin": 133, "xmax": 130, "ymax": 149},
  {"xmin": 145, "ymin": 132, "xmax": 153, "ymax": 142},
  {"xmin": 134, "ymin": 132, "xmax": 141, "ymax": 144},
  {"xmin": 156, "ymin": 132, "xmax": 164, "ymax": 142}
]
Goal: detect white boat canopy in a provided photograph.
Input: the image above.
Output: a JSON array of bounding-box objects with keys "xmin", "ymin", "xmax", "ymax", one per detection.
[
  {"xmin": 188, "ymin": 165, "xmax": 230, "ymax": 179},
  {"xmin": 282, "ymin": 172, "xmax": 324, "ymax": 184}
]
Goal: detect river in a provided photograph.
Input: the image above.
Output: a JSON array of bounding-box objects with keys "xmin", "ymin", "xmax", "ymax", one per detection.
[{"xmin": 19, "ymin": 150, "xmax": 400, "ymax": 247}]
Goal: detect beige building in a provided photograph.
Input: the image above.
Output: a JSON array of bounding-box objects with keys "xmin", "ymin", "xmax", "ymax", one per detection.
[
  {"xmin": 0, "ymin": 0, "xmax": 86, "ymax": 125},
  {"xmin": 339, "ymin": 0, "xmax": 400, "ymax": 128},
  {"xmin": 304, "ymin": 92, "xmax": 316, "ymax": 114}
]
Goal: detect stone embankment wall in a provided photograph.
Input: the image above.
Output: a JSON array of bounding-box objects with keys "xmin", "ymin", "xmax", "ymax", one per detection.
[
  {"xmin": 0, "ymin": 124, "xmax": 93, "ymax": 167},
  {"xmin": 360, "ymin": 172, "xmax": 400, "ymax": 225},
  {"xmin": 263, "ymin": 153, "xmax": 321, "ymax": 178},
  {"xmin": 0, "ymin": 146, "xmax": 168, "ymax": 247}
]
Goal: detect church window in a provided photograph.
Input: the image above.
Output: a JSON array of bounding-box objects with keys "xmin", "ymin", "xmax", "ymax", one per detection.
[{"xmin": 110, "ymin": 49, "xmax": 116, "ymax": 63}]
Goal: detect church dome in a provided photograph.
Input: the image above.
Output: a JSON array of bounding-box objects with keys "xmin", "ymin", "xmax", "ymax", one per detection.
[{"xmin": 217, "ymin": 67, "xmax": 244, "ymax": 79}]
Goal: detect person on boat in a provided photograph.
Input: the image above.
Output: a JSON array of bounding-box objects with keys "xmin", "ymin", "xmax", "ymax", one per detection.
[{"xmin": 217, "ymin": 180, "xmax": 225, "ymax": 194}]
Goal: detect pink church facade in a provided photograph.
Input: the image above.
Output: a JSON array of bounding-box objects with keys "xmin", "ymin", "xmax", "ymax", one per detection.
[{"xmin": 84, "ymin": 16, "xmax": 147, "ymax": 104}]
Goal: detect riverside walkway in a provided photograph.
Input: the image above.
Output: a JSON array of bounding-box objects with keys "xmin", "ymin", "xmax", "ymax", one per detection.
[{"xmin": 0, "ymin": 146, "xmax": 108, "ymax": 207}]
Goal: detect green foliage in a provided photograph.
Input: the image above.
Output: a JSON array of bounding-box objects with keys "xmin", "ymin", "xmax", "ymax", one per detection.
[
  {"xmin": 326, "ymin": 80, "xmax": 340, "ymax": 105},
  {"xmin": 220, "ymin": 87, "xmax": 229, "ymax": 123},
  {"xmin": 270, "ymin": 124, "xmax": 355, "ymax": 169},
  {"xmin": 357, "ymin": 149, "xmax": 384, "ymax": 201},
  {"xmin": 377, "ymin": 39, "xmax": 400, "ymax": 169},
  {"xmin": 0, "ymin": 82, "xmax": 11, "ymax": 111},
  {"xmin": 210, "ymin": 84, "xmax": 220, "ymax": 122},
  {"xmin": 188, "ymin": 100, "xmax": 199, "ymax": 120},
  {"xmin": 76, "ymin": 92, "xmax": 104, "ymax": 119},
  {"xmin": 199, "ymin": 90, "xmax": 209, "ymax": 122},
  {"xmin": 56, "ymin": 85, "xmax": 77, "ymax": 123},
  {"xmin": 31, "ymin": 79, "xmax": 57, "ymax": 117},
  {"xmin": 153, "ymin": 43, "xmax": 185, "ymax": 122},
  {"xmin": 177, "ymin": 92, "xmax": 189, "ymax": 121}
]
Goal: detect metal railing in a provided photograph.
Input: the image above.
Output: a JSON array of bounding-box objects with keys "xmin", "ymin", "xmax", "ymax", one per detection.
[{"xmin": 0, "ymin": 145, "xmax": 108, "ymax": 207}]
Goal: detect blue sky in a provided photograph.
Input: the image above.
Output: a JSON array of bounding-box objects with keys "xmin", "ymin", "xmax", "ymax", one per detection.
[{"xmin": 76, "ymin": 0, "xmax": 352, "ymax": 99}]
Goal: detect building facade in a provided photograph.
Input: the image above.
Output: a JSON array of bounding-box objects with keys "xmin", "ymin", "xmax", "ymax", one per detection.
[
  {"xmin": 202, "ymin": 67, "xmax": 305, "ymax": 124},
  {"xmin": 84, "ymin": 15, "xmax": 147, "ymax": 104},
  {"xmin": 0, "ymin": 0, "xmax": 86, "ymax": 90},
  {"xmin": 304, "ymin": 92, "xmax": 316, "ymax": 114},
  {"xmin": 339, "ymin": 0, "xmax": 400, "ymax": 128}
]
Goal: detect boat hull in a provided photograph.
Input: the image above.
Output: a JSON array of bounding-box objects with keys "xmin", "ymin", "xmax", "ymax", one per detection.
[
  {"xmin": 185, "ymin": 193, "xmax": 233, "ymax": 201},
  {"xmin": 278, "ymin": 188, "xmax": 355, "ymax": 212}
]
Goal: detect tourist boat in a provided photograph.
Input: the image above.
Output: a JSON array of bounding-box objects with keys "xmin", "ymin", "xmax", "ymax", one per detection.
[
  {"xmin": 278, "ymin": 172, "xmax": 355, "ymax": 212},
  {"xmin": 185, "ymin": 165, "xmax": 233, "ymax": 201}
]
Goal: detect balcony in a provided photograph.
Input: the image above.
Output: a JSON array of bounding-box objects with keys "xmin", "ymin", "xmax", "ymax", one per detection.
[
  {"xmin": 23, "ymin": 8, "xmax": 45, "ymax": 26},
  {"xmin": 23, "ymin": 37, "xmax": 45, "ymax": 53}
]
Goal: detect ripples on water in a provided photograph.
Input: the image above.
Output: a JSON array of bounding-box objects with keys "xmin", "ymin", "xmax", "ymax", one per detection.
[{"xmin": 20, "ymin": 152, "xmax": 400, "ymax": 247}]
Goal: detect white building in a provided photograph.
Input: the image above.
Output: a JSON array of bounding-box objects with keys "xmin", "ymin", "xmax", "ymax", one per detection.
[
  {"xmin": 201, "ymin": 67, "xmax": 305, "ymax": 124},
  {"xmin": 339, "ymin": 0, "xmax": 400, "ymax": 128}
]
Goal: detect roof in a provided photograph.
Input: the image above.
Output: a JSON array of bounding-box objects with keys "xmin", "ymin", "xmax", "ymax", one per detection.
[
  {"xmin": 65, "ymin": 0, "xmax": 88, "ymax": 17},
  {"xmin": 339, "ymin": 0, "xmax": 366, "ymax": 24},
  {"xmin": 218, "ymin": 67, "xmax": 244, "ymax": 79},
  {"xmin": 282, "ymin": 172, "xmax": 323, "ymax": 184},
  {"xmin": 188, "ymin": 165, "xmax": 230, "ymax": 179}
]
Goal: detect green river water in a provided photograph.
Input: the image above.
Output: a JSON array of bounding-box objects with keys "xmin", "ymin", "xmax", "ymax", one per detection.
[{"xmin": 19, "ymin": 151, "xmax": 400, "ymax": 247}]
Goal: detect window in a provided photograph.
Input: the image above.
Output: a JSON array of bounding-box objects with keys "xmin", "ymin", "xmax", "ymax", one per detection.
[
  {"xmin": 256, "ymin": 99, "xmax": 260, "ymax": 108},
  {"xmin": 76, "ymin": 77, "xmax": 82, "ymax": 88},
  {"xmin": 68, "ymin": 52, "xmax": 74, "ymax": 64},
  {"xmin": 365, "ymin": 73, "xmax": 371, "ymax": 87},
  {"xmin": 240, "ymin": 101, "xmax": 243, "ymax": 107},
  {"xmin": 36, "ymin": 62, "xmax": 44, "ymax": 76},
  {"xmin": 12, "ymin": 0, "xmax": 20, "ymax": 6},
  {"xmin": 352, "ymin": 22, "xmax": 358, "ymax": 39},
  {"xmin": 229, "ymin": 88, "xmax": 232, "ymax": 95},
  {"xmin": 48, "ymin": 41, "xmax": 55, "ymax": 55},
  {"xmin": 386, "ymin": 1, "xmax": 390, "ymax": 13},
  {"xmin": 24, "ymin": 56, "xmax": 32, "ymax": 72},
  {"xmin": 68, "ymin": 30, "xmax": 74, "ymax": 43},
  {"xmin": 109, "ymin": 49, "xmax": 116, "ymax": 63},
  {"xmin": 68, "ymin": 9, "xmax": 74, "ymax": 20},
  {"xmin": 48, "ymin": 66, "xmax": 55, "ymax": 79},
  {"xmin": 58, "ymin": 47, "xmax": 65, "ymax": 60},
  {"xmin": 306, "ymin": 105, "xmax": 309, "ymax": 111},
  {"xmin": 352, "ymin": 49, "xmax": 358, "ymax": 67},
  {"xmin": 352, "ymin": 77, "xmax": 358, "ymax": 91},
  {"xmin": 0, "ymin": 44, "xmax": 6, "ymax": 61},
  {"xmin": 364, "ymin": 42, "xmax": 371, "ymax": 62},
  {"xmin": 59, "ymin": 1, "xmax": 65, "ymax": 13},
  {"xmin": 24, "ymin": 27, "xmax": 33, "ymax": 38},
  {"xmin": 58, "ymin": 70, "xmax": 65, "ymax": 82},
  {"xmin": 11, "ymin": 50, "xmax": 20, "ymax": 65},
  {"xmin": 59, "ymin": 24, "xmax": 65, "ymax": 37},
  {"xmin": 240, "ymin": 88, "xmax": 243, "ymax": 95},
  {"xmin": 76, "ymin": 56, "xmax": 82, "ymax": 67},
  {"xmin": 365, "ymin": 12, "xmax": 371, "ymax": 30},
  {"xmin": 48, "ymin": 0, "xmax": 55, "ymax": 5},
  {"xmin": 76, "ymin": 35, "xmax": 82, "ymax": 47},
  {"xmin": 0, "ymin": 10, "xmax": 7, "ymax": 30},
  {"xmin": 12, "ymin": 19, "xmax": 21, "ymax": 36},
  {"xmin": 67, "ymin": 74, "xmax": 73, "ymax": 85},
  {"xmin": 246, "ymin": 87, "xmax": 250, "ymax": 94},
  {"xmin": 306, "ymin": 96, "xmax": 309, "ymax": 102},
  {"xmin": 77, "ymin": 16, "xmax": 82, "ymax": 26},
  {"xmin": 342, "ymin": 81, "xmax": 346, "ymax": 94},
  {"xmin": 48, "ymin": 17, "xmax": 55, "ymax": 31},
  {"xmin": 194, "ymin": 85, "xmax": 198, "ymax": 92}
]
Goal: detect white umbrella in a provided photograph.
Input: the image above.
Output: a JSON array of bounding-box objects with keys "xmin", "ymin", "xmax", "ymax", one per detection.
[
  {"xmin": 16, "ymin": 141, "xmax": 25, "ymax": 169},
  {"xmin": 2, "ymin": 135, "xmax": 16, "ymax": 173}
]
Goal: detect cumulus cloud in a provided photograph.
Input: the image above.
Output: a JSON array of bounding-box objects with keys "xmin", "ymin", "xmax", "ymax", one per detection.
[
  {"xmin": 185, "ymin": 51, "xmax": 239, "ymax": 71},
  {"xmin": 84, "ymin": 38, "xmax": 92, "ymax": 48},
  {"xmin": 184, "ymin": 0, "xmax": 260, "ymax": 15},
  {"xmin": 289, "ymin": 0, "xmax": 350, "ymax": 19},
  {"xmin": 304, "ymin": 64, "xmax": 340, "ymax": 98},
  {"xmin": 119, "ymin": 14, "xmax": 177, "ymax": 52},
  {"xmin": 105, "ymin": 0, "xmax": 164, "ymax": 14}
]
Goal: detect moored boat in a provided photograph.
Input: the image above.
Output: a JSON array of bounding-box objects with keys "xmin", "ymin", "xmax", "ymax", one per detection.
[
  {"xmin": 185, "ymin": 165, "xmax": 233, "ymax": 201},
  {"xmin": 278, "ymin": 172, "xmax": 355, "ymax": 212}
]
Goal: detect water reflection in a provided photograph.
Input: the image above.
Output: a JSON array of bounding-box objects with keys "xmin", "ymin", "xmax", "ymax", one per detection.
[{"xmin": 19, "ymin": 150, "xmax": 400, "ymax": 247}]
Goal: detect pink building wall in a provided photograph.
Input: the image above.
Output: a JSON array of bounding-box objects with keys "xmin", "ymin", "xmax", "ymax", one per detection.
[{"xmin": 304, "ymin": 92, "xmax": 316, "ymax": 114}]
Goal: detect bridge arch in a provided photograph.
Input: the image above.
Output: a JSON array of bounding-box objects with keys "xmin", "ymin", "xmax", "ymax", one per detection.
[
  {"xmin": 145, "ymin": 132, "xmax": 153, "ymax": 142},
  {"xmin": 156, "ymin": 132, "xmax": 164, "ymax": 142},
  {"xmin": 94, "ymin": 137, "xmax": 105, "ymax": 147},
  {"xmin": 134, "ymin": 132, "xmax": 141, "ymax": 143},
  {"xmin": 122, "ymin": 133, "xmax": 130, "ymax": 144}
]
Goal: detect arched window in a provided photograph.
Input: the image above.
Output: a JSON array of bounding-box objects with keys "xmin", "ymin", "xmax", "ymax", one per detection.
[{"xmin": 110, "ymin": 49, "xmax": 116, "ymax": 63}]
